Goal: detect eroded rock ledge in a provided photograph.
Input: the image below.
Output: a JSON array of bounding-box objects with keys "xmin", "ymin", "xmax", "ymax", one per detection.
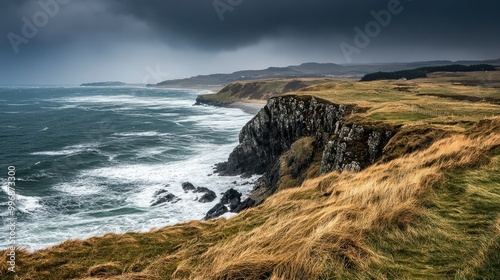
[{"xmin": 215, "ymin": 95, "xmax": 398, "ymax": 212}]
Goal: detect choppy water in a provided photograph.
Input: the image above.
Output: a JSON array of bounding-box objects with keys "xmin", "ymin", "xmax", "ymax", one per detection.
[{"xmin": 0, "ymin": 86, "xmax": 256, "ymax": 251}]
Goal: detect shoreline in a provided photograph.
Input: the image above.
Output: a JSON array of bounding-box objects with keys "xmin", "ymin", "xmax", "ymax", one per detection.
[
  {"xmin": 228, "ymin": 101, "xmax": 266, "ymax": 115},
  {"xmin": 152, "ymin": 85, "xmax": 225, "ymax": 91}
]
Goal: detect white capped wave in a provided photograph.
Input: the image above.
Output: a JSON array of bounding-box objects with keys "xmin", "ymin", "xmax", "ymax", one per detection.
[
  {"xmin": 1, "ymin": 184, "xmax": 44, "ymax": 214},
  {"xmin": 53, "ymin": 180, "xmax": 104, "ymax": 196},
  {"xmin": 83, "ymin": 142, "xmax": 257, "ymax": 206},
  {"xmin": 157, "ymin": 113, "xmax": 180, "ymax": 117},
  {"xmin": 136, "ymin": 147, "xmax": 169, "ymax": 159},
  {"xmin": 114, "ymin": 131, "xmax": 172, "ymax": 138},
  {"xmin": 178, "ymin": 107, "xmax": 252, "ymax": 131},
  {"xmin": 56, "ymin": 104, "xmax": 79, "ymax": 109},
  {"xmin": 3, "ymin": 90, "xmax": 258, "ymax": 251},
  {"xmin": 51, "ymin": 94, "xmax": 195, "ymax": 109},
  {"xmin": 31, "ymin": 143, "xmax": 100, "ymax": 156},
  {"xmin": 16, "ymin": 194, "xmax": 44, "ymax": 213}
]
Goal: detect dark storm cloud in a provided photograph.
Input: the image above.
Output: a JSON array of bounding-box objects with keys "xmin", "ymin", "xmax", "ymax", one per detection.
[
  {"xmin": 2, "ymin": 0, "xmax": 500, "ymax": 53},
  {"xmin": 1, "ymin": 0, "xmax": 499, "ymax": 84},
  {"xmin": 105, "ymin": 0, "xmax": 500, "ymax": 50}
]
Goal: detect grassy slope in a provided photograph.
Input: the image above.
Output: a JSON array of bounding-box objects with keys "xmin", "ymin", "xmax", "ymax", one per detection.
[
  {"xmin": 197, "ymin": 78, "xmax": 337, "ymax": 105},
  {"xmin": 295, "ymin": 71, "xmax": 500, "ymax": 127},
  {"xmin": 2, "ymin": 73, "xmax": 500, "ymax": 280}
]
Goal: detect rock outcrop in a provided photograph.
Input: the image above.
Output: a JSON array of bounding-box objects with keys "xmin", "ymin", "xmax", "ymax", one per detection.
[
  {"xmin": 319, "ymin": 124, "xmax": 394, "ymax": 174},
  {"xmin": 193, "ymin": 187, "xmax": 217, "ymax": 203},
  {"xmin": 181, "ymin": 182, "xmax": 196, "ymax": 192},
  {"xmin": 204, "ymin": 188, "xmax": 244, "ymax": 220},
  {"xmin": 217, "ymin": 95, "xmax": 355, "ymax": 176},
  {"xmin": 181, "ymin": 182, "xmax": 217, "ymax": 203},
  {"xmin": 150, "ymin": 188, "xmax": 180, "ymax": 206},
  {"xmin": 215, "ymin": 95, "xmax": 398, "ymax": 208}
]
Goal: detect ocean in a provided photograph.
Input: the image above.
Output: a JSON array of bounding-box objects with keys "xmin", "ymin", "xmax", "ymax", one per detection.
[{"xmin": 0, "ymin": 86, "xmax": 256, "ymax": 251}]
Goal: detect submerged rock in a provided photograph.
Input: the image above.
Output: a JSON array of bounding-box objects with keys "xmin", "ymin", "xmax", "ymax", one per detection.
[
  {"xmin": 198, "ymin": 191, "xmax": 217, "ymax": 203},
  {"xmin": 204, "ymin": 189, "xmax": 248, "ymax": 220},
  {"xmin": 150, "ymin": 190, "xmax": 180, "ymax": 206},
  {"xmin": 181, "ymin": 182, "xmax": 196, "ymax": 192},
  {"xmin": 181, "ymin": 182, "xmax": 217, "ymax": 203},
  {"xmin": 153, "ymin": 189, "xmax": 168, "ymax": 197},
  {"xmin": 193, "ymin": 187, "xmax": 217, "ymax": 203}
]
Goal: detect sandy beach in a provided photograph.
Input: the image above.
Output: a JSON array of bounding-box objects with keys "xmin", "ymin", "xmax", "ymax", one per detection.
[{"xmin": 229, "ymin": 101, "xmax": 266, "ymax": 115}]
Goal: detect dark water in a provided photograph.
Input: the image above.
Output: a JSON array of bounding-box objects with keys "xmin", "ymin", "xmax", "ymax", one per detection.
[{"xmin": 0, "ymin": 86, "xmax": 255, "ymax": 250}]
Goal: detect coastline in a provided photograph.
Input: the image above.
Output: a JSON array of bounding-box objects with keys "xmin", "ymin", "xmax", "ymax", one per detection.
[
  {"xmin": 152, "ymin": 84, "xmax": 225, "ymax": 91},
  {"xmin": 228, "ymin": 101, "xmax": 266, "ymax": 115}
]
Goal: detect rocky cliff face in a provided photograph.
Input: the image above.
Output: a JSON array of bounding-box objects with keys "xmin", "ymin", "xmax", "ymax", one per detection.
[
  {"xmin": 319, "ymin": 124, "xmax": 395, "ymax": 174},
  {"xmin": 216, "ymin": 95, "xmax": 398, "ymax": 208},
  {"xmin": 218, "ymin": 95, "xmax": 354, "ymax": 175}
]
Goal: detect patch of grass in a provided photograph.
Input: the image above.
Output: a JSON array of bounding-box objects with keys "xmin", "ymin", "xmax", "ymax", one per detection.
[
  {"xmin": 278, "ymin": 137, "xmax": 316, "ymax": 190},
  {"xmin": 369, "ymin": 111, "xmax": 435, "ymax": 123},
  {"xmin": 198, "ymin": 78, "xmax": 334, "ymax": 104},
  {"xmin": 365, "ymin": 154, "xmax": 500, "ymax": 279},
  {"xmin": 293, "ymin": 72, "xmax": 500, "ymax": 127}
]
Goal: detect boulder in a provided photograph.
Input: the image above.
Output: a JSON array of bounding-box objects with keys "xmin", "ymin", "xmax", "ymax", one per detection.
[
  {"xmin": 204, "ymin": 203, "xmax": 228, "ymax": 220},
  {"xmin": 220, "ymin": 188, "xmax": 242, "ymax": 211},
  {"xmin": 203, "ymin": 189, "xmax": 254, "ymax": 220},
  {"xmin": 150, "ymin": 191, "xmax": 180, "ymax": 206},
  {"xmin": 181, "ymin": 182, "xmax": 196, "ymax": 192},
  {"xmin": 234, "ymin": 198, "xmax": 256, "ymax": 213},
  {"xmin": 181, "ymin": 183, "xmax": 217, "ymax": 203},
  {"xmin": 153, "ymin": 189, "xmax": 168, "ymax": 197},
  {"xmin": 193, "ymin": 187, "xmax": 213, "ymax": 193},
  {"xmin": 198, "ymin": 190, "xmax": 217, "ymax": 203}
]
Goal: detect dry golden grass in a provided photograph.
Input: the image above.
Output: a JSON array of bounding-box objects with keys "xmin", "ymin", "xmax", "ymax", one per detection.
[
  {"xmin": 292, "ymin": 72, "xmax": 500, "ymax": 127},
  {"xmin": 188, "ymin": 119, "xmax": 500, "ymax": 279},
  {"xmin": 3, "ymin": 118, "xmax": 499, "ymax": 280}
]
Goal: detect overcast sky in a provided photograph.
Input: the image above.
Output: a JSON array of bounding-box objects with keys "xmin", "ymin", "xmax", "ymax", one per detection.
[{"xmin": 1, "ymin": 0, "xmax": 499, "ymax": 85}]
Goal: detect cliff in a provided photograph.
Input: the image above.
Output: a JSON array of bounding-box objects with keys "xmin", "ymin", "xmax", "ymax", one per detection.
[
  {"xmin": 194, "ymin": 78, "xmax": 333, "ymax": 106},
  {"xmin": 216, "ymin": 95, "xmax": 398, "ymax": 205}
]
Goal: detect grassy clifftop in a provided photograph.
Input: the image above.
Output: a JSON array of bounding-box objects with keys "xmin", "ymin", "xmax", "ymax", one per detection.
[
  {"xmin": 197, "ymin": 72, "xmax": 500, "ymax": 128},
  {"xmin": 294, "ymin": 71, "xmax": 500, "ymax": 127},
  {"xmin": 2, "ymin": 72, "xmax": 500, "ymax": 279},
  {"xmin": 195, "ymin": 78, "xmax": 335, "ymax": 106}
]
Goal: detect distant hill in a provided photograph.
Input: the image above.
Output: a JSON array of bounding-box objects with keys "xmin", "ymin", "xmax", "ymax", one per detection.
[
  {"xmin": 150, "ymin": 59, "xmax": 500, "ymax": 88},
  {"xmin": 361, "ymin": 64, "xmax": 498, "ymax": 82},
  {"xmin": 80, "ymin": 81, "xmax": 127, "ymax": 87}
]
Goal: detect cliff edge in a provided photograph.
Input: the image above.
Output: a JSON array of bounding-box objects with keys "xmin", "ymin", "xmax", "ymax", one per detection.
[{"xmin": 216, "ymin": 95, "xmax": 398, "ymax": 207}]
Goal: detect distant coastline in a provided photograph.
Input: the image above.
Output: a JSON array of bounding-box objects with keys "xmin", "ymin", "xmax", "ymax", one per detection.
[{"xmin": 80, "ymin": 81, "xmax": 127, "ymax": 87}]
